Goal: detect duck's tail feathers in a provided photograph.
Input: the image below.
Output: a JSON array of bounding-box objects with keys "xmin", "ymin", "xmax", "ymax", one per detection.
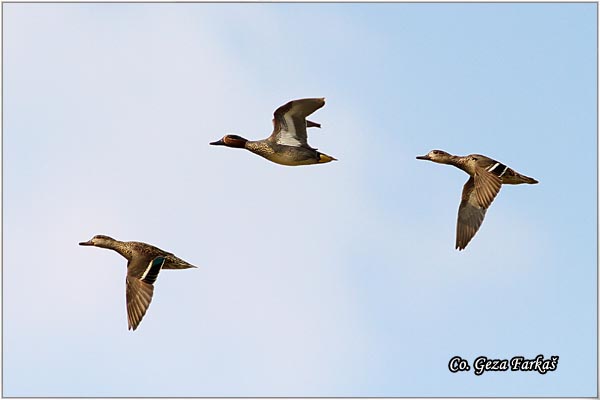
[
  {"xmin": 502, "ymin": 168, "xmax": 539, "ymax": 185},
  {"xmin": 165, "ymin": 263, "xmax": 197, "ymax": 270},
  {"xmin": 164, "ymin": 255, "xmax": 198, "ymax": 269},
  {"xmin": 512, "ymin": 172, "xmax": 538, "ymax": 184},
  {"xmin": 318, "ymin": 152, "xmax": 337, "ymax": 163},
  {"xmin": 521, "ymin": 175, "xmax": 538, "ymax": 184}
]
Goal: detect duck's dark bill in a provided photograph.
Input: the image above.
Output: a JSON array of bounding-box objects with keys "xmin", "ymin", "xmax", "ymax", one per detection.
[
  {"xmin": 416, "ymin": 155, "xmax": 430, "ymax": 160},
  {"xmin": 79, "ymin": 240, "xmax": 93, "ymax": 246},
  {"xmin": 210, "ymin": 139, "xmax": 225, "ymax": 146}
]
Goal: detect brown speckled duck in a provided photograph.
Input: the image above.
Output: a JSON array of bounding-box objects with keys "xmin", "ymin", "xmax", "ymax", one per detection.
[
  {"xmin": 79, "ymin": 235, "xmax": 197, "ymax": 330},
  {"xmin": 210, "ymin": 98, "xmax": 337, "ymax": 166},
  {"xmin": 416, "ymin": 150, "xmax": 538, "ymax": 250}
]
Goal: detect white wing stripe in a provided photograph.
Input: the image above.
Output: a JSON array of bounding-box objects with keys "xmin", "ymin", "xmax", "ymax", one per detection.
[
  {"xmin": 140, "ymin": 261, "xmax": 153, "ymax": 281},
  {"xmin": 140, "ymin": 257, "xmax": 165, "ymax": 283},
  {"xmin": 276, "ymin": 113, "xmax": 303, "ymax": 146},
  {"xmin": 487, "ymin": 162, "xmax": 499, "ymax": 172}
]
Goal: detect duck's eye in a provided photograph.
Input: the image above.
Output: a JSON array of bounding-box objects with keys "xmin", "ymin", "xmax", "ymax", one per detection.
[{"xmin": 433, "ymin": 150, "xmax": 440, "ymax": 154}]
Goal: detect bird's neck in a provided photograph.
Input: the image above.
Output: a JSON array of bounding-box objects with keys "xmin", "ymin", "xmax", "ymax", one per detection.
[
  {"xmin": 447, "ymin": 155, "xmax": 469, "ymax": 172},
  {"xmin": 98, "ymin": 239, "xmax": 133, "ymax": 260}
]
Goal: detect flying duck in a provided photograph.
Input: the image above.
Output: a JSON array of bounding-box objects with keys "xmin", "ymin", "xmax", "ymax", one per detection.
[
  {"xmin": 79, "ymin": 235, "xmax": 197, "ymax": 330},
  {"xmin": 416, "ymin": 150, "xmax": 538, "ymax": 250},
  {"xmin": 210, "ymin": 98, "xmax": 337, "ymax": 166}
]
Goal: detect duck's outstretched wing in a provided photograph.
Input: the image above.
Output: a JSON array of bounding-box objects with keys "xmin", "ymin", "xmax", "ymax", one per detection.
[
  {"xmin": 269, "ymin": 98, "xmax": 325, "ymax": 148},
  {"xmin": 473, "ymin": 168, "xmax": 502, "ymax": 209},
  {"xmin": 456, "ymin": 177, "xmax": 492, "ymax": 250},
  {"xmin": 125, "ymin": 256, "xmax": 166, "ymax": 331}
]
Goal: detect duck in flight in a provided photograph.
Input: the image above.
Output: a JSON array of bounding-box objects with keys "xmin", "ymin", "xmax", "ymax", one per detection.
[
  {"xmin": 79, "ymin": 235, "xmax": 197, "ymax": 330},
  {"xmin": 416, "ymin": 150, "xmax": 538, "ymax": 250},
  {"xmin": 210, "ymin": 98, "xmax": 337, "ymax": 166}
]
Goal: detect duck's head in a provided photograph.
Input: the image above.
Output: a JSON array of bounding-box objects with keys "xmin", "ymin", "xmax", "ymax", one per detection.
[
  {"xmin": 210, "ymin": 135, "xmax": 248, "ymax": 148},
  {"xmin": 79, "ymin": 234, "xmax": 116, "ymax": 247},
  {"xmin": 416, "ymin": 150, "xmax": 451, "ymax": 163}
]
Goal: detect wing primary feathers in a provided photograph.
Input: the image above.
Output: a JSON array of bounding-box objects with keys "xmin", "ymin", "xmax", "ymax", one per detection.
[{"xmin": 456, "ymin": 177, "xmax": 489, "ymax": 250}]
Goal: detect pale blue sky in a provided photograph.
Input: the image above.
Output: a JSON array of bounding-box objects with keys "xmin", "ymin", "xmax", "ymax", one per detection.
[{"xmin": 3, "ymin": 2, "xmax": 597, "ymax": 397}]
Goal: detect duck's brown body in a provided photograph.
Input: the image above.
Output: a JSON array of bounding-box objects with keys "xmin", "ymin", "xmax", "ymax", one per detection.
[
  {"xmin": 438, "ymin": 153, "xmax": 538, "ymax": 185},
  {"xmin": 246, "ymin": 140, "xmax": 335, "ymax": 166}
]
